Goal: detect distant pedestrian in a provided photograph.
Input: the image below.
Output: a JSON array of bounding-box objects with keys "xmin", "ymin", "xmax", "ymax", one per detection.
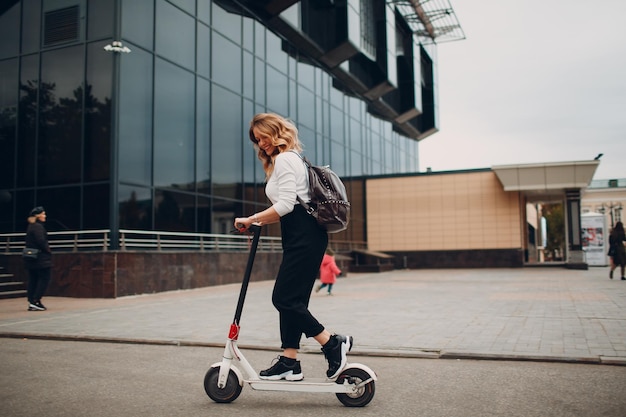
[
  {"xmin": 24, "ymin": 206, "xmax": 52, "ymax": 311},
  {"xmin": 608, "ymin": 221, "xmax": 626, "ymax": 280},
  {"xmin": 316, "ymin": 248, "xmax": 342, "ymax": 295}
]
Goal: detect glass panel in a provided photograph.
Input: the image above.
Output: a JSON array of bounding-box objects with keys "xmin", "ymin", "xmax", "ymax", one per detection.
[
  {"xmin": 87, "ymin": 0, "xmax": 114, "ymax": 39},
  {"xmin": 0, "ymin": 58, "xmax": 18, "ymax": 189},
  {"xmin": 168, "ymin": 0, "xmax": 194, "ymax": 15},
  {"xmin": 196, "ymin": 77, "xmax": 210, "ymax": 191},
  {"xmin": 297, "ymin": 84, "xmax": 315, "ymax": 129},
  {"xmin": 39, "ymin": 45, "xmax": 83, "ymax": 186},
  {"xmin": 22, "ymin": 0, "xmax": 41, "ymax": 54},
  {"xmin": 0, "ymin": 189, "xmax": 15, "ymax": 232},
  {"xmin": 0, "ymin": 2, "xmax": 19, "ymax": 59},
  {"xmin": 37, "ymin": 186, "xmax": 81, "ymax": 231},
  {"xmin": 15, "ymin": 189, "xmax": 35, "ymax": 232},
  {"xmin": 254, "ymin": 57, "xmax": 265, "ymax": 105},
  {"xmin": 155, "ymin": 189, "xmax": 194, "ymax": 232},
  {"xmin": 155, "ymin": 0, "xmax": 194, "ymax": 70},
  {"xmin": 330, "ymin": 106, "xmax": 344, "ymax": 143},
  {"xmin": 266, "ymin": 66, "xmax": 287, "ymax": 116},
  {"xmin": 211, "ymin": 197, "xmax": 236, "ymax": 235},
  {"xmin": 154, "ymin": 58, "xmax": 195, "ymax": 188},
  {"xmin": 119, "ymin": 184, "xmax": 152, "ymax": 229},
  {"xmin": 242, "ymin": 99, "xmax": 255, "ymax": 184},
  {"xmin": 266, "ymin": 31, "xmax": 287, "ymax": 75},
  {"xmin": 197, "ymin": 22, "xmax": 210, "ymax": 78},
  {"xmin": 83, "ymin": 184, "xmax": 109, "ymax": 229},
  {"xmin": 85, "ymin": 41, "xmax": 112, "ymax": 182},
  {"xmin": 17, "ymin": 54, "xmax": 38, "ymax": 187},
  {"xmin": 212, "ymin": 2, "xmax": 241, "ymax": 44},
  {"xmin": 119, "ymin": 43, "xmax": 153, "ymax": 185},
  {"xmin": 121, "ymin": 0, "xmax": 154, "ymax": 49},
  {"xmin": 211, "ymin": 84, "xmax": 241, "ymax": 200},
  {"xmin": 198, "ymin": 0, "xmax": 210, "ymax": 25},
  {"xmin": 212, "ymin": 31, "xmax": 241, "ymax": 94},
  {"xmin": 243, "ymin": 51, "xmax": 253, "ymax": 99},
  {"xmin": 254, "ymin": 22, "xmax": 265, "ymax": 59},
  {"xmin": 242, "ymin": 17, "xmax": 254, "ymax": 52},
  {"xmin": 197, "ymin": 194, "xmax": 211, "ymax": 233}
]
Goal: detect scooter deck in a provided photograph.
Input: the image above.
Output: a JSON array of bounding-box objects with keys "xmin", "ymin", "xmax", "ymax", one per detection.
[{"xmin": 247, "ymin": 378, "xmax": 356, "ymax": 393}]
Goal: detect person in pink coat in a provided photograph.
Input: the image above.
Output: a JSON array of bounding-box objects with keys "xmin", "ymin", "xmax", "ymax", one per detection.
[{"xmin": 316, "ymin": 248, "xmax": 342, "ymax": 295}]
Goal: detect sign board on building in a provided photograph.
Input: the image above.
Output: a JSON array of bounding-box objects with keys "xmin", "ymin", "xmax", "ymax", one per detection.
[{"xmin": 582, "ymin": 213, "xmax": 609, "ymax": 266}]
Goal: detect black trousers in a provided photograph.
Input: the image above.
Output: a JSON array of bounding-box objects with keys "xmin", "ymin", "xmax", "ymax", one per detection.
[
  {"xmin": 272, "ymin": 205, "xmax": 328, "ymax": 349},
  {"xmin": 27, "ymin": 267, "xmax": 51, "ymax": 302}
]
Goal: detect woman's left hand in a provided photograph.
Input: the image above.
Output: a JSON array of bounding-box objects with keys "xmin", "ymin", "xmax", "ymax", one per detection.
[{"xmin": 234, "ymin": 217, "xmax": 253, "ymax": 231}]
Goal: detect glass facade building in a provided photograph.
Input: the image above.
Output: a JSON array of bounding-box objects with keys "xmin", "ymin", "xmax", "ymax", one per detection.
[{"xmin": 0, "ymin": 0, "xmax": 442, "ymax": 247}]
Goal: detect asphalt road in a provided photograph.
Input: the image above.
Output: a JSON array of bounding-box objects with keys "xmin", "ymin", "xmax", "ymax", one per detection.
[{"xmin": 2, "ymin": 338, "xmax": 625, "ymax": 417}]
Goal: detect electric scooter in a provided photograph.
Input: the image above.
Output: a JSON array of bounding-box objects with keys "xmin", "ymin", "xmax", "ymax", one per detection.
[{"xmin": 204, "ymin": 224, "xmax": 377, "ymax": 407}]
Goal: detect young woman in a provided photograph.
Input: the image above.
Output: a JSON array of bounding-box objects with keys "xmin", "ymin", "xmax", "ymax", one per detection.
[{"xmin": 234, "ymin": 113, "xmax": 352, "ymax": 381}]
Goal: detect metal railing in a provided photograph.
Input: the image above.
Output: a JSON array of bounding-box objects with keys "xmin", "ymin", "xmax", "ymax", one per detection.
[
  {"xmin": 0, "ymin": 229, "xmax": 366, "ymax": 254},
  {"xmin": 0, "ymin": 229, "xmax": 281, "ymax": 253}
]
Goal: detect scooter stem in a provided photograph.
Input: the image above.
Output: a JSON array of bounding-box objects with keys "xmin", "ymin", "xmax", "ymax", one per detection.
[{"xmin": 232, "ymin": 224, "xmax": 262, "ymax": 325}]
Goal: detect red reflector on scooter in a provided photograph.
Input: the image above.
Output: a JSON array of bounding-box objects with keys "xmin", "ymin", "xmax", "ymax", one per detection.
[{"xmin": 228, "ymin": 323, "xmax": 240, "ymax": 340}]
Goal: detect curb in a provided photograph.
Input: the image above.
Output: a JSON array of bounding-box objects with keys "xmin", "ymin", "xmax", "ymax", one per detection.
[{"xmin": 3, "ymin": 332, "xmax": 625, "ymax": 367}]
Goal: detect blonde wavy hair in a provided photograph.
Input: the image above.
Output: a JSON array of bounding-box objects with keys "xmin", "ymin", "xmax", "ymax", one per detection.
[{"xmin": 249, "ymin": 113, "xmax": 303, "ymax": 178}]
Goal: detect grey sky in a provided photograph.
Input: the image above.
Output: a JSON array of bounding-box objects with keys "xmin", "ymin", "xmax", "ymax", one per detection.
[{"xmin": 419, "ymin": 0, "xmax": 626, "ymax": 180}]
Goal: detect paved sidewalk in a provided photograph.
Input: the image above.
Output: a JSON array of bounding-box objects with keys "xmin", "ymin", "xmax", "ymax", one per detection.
[{"xmin": 1, "ymin": 268, "xmax": 625, "ymax": 365}]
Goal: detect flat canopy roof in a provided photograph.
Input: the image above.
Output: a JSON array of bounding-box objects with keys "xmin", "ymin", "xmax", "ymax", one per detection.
[{"xmin": 492, "ymin": 160, "xmax": 600, "ymax": 198}]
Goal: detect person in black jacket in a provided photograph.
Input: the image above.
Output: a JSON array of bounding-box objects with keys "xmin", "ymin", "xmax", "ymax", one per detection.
[
  {"xmin": 24, "ymin": 206, "xmax": 52, "ymax": 311},
  {"xmin": 608, "ymin": 221, "xmax": 626, "ymax": 280}
]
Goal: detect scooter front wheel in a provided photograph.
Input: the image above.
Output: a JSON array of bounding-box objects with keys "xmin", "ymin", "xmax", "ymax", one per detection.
[
  {"xmin": 204, "ymin": 366, "xmax": 243, "ymax": 403},
  {"xmin": 335, "ymin": 367, "xmax": 376, "ymax": 407}
]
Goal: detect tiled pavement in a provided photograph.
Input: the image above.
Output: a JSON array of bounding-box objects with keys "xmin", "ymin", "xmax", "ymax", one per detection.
[{"xmin": 1, "ymin": 267, "xmax": 625, "ymax": 365}]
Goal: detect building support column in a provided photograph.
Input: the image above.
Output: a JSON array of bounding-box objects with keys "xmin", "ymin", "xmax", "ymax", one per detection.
[{"xmin": 565, "ymin": 189, "xmax": 587, "ymax": 270}]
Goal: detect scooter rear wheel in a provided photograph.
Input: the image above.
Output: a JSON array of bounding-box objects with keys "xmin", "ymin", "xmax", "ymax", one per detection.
[
  {"xmin": 204, "ymin": 366, "xmax": 242, "ymax": 403},
  {"xmin": 335, "ymin": 367, "xmax": 376, "ymax": 407}
]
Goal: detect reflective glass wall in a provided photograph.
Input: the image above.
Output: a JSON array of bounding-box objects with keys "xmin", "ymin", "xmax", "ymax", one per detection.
[{"xmin": 0, "ymin": 0, "xmax": 422, "ymax": 244}]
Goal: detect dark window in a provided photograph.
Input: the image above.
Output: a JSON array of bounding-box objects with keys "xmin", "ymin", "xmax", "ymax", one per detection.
[
  {"xmin": 85, "ymin": 41, "xmax": 112, "ymax": 182},
  {"xmin": 37, "ymin": 186, "xmax": 81, "ymax": 231},
  {"xmin": 211, "ymin": 84, "xmax": 242, "ymax": 200},
  {"xmin": 39, "ymin": 45, "xmax": 83, "ymax": 185},
  {"xmin": 197, "ymin": 195, "xmax": 211, "ymax": 233},
  {"xmin": 0, "ymin": 189, "xmax": 14, "ymax": 232},
  {"xmin": 155, "ymin": 0, "xmax": 194, "ymax": 70},
  {"xmin": 154, "ymin": 58, "xmax": 195, "ymax": 188},
  {"xmin": 43, "ymin": 6, "xmax": 80, "ymax": 47},
  {"xmin": 15, "ymin": 189, "xmax": 36, "ymax": 231},
  {"xmin": 17, "ymin": 54, "xmax": 39, "ymax": 187},
  {"xmin": 87, "ymin": 0, "xmax": 114, "ymax": 40},
  {"xmin": 0, "ymin": 58, "xmax": 18, "ymax": 189},
  {"xmin": 119, "ymin": 184, "xmax": 152, "ymax": 230},
  {"xmin": 0, "ymin": 2, "xmax": 20, "ymax": 59},
  {"xmin": 83, "ymin": 183, "xmax": 109, "ymax": 229},
  {"xmin": 118, "ymin": 43, "xmax": 153, "ymax": 185},
  {"xmin": 155, "ymin": 189, "xmax": 194, "ymax": 232},
  {"xmin": 196, "ymin": 77, "xmax": 211, "ymax": 189},
  {"xmin": 22, "ymin": 0, "xmax": 42, "ymax": 54}
]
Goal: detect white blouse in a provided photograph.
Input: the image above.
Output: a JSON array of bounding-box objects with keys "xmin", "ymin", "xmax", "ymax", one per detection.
[{"xmin": 265, "ymin": 151, "xmax": 310, "ymax": 217}]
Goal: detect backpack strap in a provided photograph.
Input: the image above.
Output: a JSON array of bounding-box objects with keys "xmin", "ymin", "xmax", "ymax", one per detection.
[{"xmin": 291, "ymin": 150, "xmax": 315, "ymax": 214}]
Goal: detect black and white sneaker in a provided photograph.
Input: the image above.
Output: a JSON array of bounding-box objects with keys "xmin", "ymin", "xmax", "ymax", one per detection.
[
  {"xmin": 259, "ymin": 356, "xmax": 304, "ymax": 381},
  {"xmin": 28, "ymin": 302, "xmax": 45, "ymax": 311},
  {"xmin": 321, "ymin": 334, "xmax": 353, "ymax": 379},
  {"xmin": 34, "ymin": 301, "xmax": 47, "ymax": 311}
]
